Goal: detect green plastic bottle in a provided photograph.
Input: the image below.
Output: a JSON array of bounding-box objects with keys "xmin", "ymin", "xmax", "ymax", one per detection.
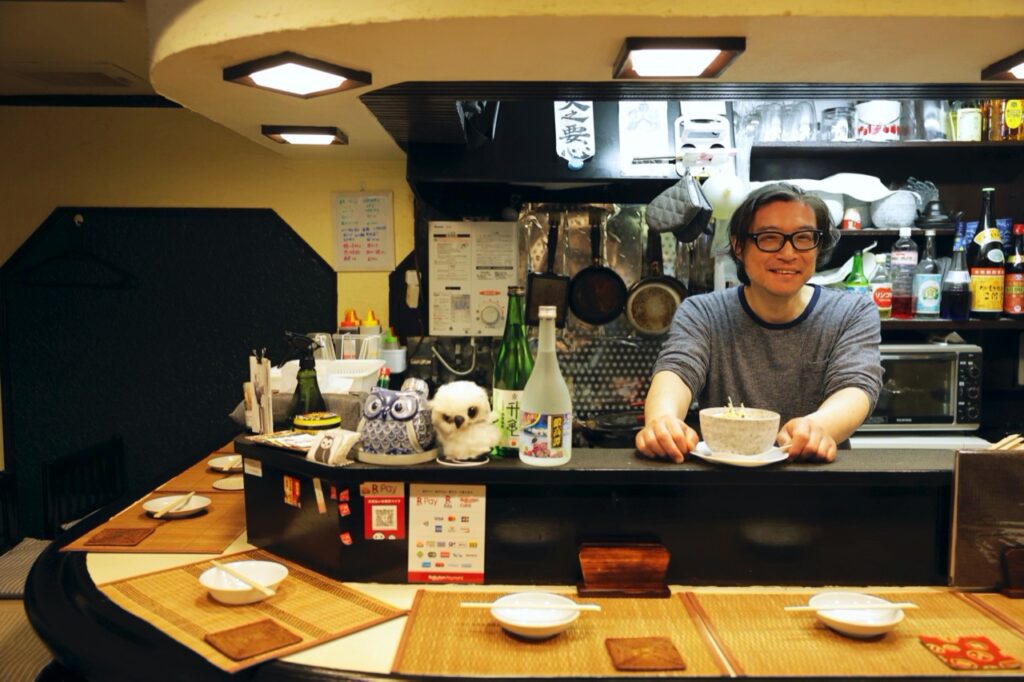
[{"xmin": 844, "ymin": 250, "xmax": 870, "ymax": 297}]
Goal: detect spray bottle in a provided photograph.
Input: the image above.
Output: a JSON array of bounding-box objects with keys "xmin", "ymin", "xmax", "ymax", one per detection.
[{"xmin": 280, "ymin": 331, "xmax": 327, "ymax": 421}]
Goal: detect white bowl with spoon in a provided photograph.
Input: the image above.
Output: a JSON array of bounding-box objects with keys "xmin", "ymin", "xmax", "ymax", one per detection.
[{"xmin": 199, "ymin": 560, "xmax": 288, "ymax": 605}]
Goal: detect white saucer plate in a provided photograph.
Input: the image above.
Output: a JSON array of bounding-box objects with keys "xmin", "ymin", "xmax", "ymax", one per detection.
[
  {"xmin": 208, "ymin": 455, "xmax": 243, "ymax": 473},
  {"xmin": 690, "ymin": 442, "xmax": 788, "ymax": 468},
  {"xmin": 143, "ymin": 494, "xmax": 212, "ymax": 518},
  {"xmin": 212, "ymin": 475, "xmax": 244, "ymax": 491},
  {"xmin": 436, "ymin": 454, "xmax": 489, "ymax": 467}
]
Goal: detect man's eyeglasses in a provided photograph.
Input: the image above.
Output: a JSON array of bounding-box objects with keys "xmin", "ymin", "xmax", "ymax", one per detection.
[{"xmin": 748, "ymin": 229, "xmax": 822, "ymax": 253}]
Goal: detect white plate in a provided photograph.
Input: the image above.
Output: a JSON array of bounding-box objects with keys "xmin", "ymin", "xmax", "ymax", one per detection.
[
  {"xmin": 212, "ymin": 475, "xmax": 244, "ymax": 491},
  {"xmin": 436, "ymin": 453, "xmax": 489, "ymax": 467},
  {"xmin": 143, "ymin": 494, "xmax": 212, "ymax": 518},
  {"xmin": 208, "ymin": 455, "xmax": 243, "ymax": 473},
  {"xmin": 808, "ymin": 591, "xmax": 904, "ymax": 638},
  {"xmin": 690, "ymin": 442, "xmax": 788, "ymax": 467}
]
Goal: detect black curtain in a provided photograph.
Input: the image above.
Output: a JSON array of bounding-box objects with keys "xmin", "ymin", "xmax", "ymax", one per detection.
[{"xmin": 1, "ymin": 207, "xmax": 336, "ymax": 537}]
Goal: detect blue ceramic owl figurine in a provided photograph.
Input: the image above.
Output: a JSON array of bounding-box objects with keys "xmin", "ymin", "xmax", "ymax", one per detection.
[{"xmin": 357, "ymin": 381, "xmax": 435, "ymax": 455}]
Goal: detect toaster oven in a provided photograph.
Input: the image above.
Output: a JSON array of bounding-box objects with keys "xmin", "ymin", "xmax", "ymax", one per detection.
[{"xmin": 859, "ymin": 343, "xmax": 983, "ymax": 431}]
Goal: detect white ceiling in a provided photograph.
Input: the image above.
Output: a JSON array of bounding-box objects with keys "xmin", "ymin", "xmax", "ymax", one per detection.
[{"xmin": 3, "ymin": 1, "xmax": 1024, "ymax": 162}]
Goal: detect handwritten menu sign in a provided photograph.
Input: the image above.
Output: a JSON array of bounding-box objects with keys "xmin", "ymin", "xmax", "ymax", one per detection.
[{"xmin": 332, "ymin": 191, "xmax": 395, "ymax": 271}]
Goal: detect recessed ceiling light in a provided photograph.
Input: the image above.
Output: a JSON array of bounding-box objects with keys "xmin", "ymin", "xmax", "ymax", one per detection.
[
  {"xmin": 261, "ymin": 125, "xmax": 347, "ymax": 145},
  {"xmin": 981, "ymin": 47, "xmax": 1024, "ymax": 81},
  {"xmin": 613, "ymin": 38, "xmax": 745, "ymax": 79},
  {"xmin": 224, "ymin": 52, "xmax": 371, "ymax": 98}
]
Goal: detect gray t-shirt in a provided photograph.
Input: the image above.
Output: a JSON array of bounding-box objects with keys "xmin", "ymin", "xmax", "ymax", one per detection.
[{"xmin": 652, "ymin": 285, "xmax": 883, "ymax": 429}]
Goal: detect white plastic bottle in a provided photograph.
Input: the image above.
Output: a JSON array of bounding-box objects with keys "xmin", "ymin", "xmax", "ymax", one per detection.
[{"xmin": 518, "ymin": 306, "xmax": 572, "ymax": 466}]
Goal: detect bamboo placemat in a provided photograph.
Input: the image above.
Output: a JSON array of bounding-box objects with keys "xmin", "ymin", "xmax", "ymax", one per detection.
[
  {"xmin": 155, "ymin": 455, "xmax": 242, "ymax": 494},
  {"xmin": 392, "ymin": 591, "xmax": 724, "ymax": 677},
  {"xmin": 62, "ymin": 491, "xmax": 245, "ymax": 553},
  {"xmin": 961, "ymin": 593, "xmax": 1024, "ymax": 639},
  {"xmin": 686, "ymin": 590, "xmax": 1024, "ymax": 677},
  {"xmin": 97, "ymin": 549, "xmax": 405, "ymax": 673}
]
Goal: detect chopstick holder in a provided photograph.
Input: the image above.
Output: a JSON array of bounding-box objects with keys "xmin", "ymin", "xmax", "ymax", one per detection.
[
  {"xmin": 153, "ymin": 491, "xmax": 195, "ymax": 519},
  {"xmin": 210, "ymin": 559, "xmax": 276, "ymax": 597},
  {"xmin": 784, "ymin": 602, "xmax": 917, "ymax": 612},
  {"xmin": 460, "ymin": 601, "xmax": 601, "ymax": 612}
]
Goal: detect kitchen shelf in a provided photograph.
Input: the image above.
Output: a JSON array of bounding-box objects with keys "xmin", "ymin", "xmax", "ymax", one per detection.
[
  {"xmin": 881, "ymin": 318, "xmax": 1024, "ymax": 330},
  {"xmin": 841, "ymin": 227, "xmax": 956, "ymax": 237},
  {"xmin": 752, "ymin": 140, "xmax": 1024, "ymax": 154}
]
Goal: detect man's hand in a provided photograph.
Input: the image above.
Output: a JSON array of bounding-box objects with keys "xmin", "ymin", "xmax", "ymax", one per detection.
[
  {"xmin": 777, "ymin": 416, "xmax": 837, "ymax": 462},
  {"xmin": 636, "ymin": 414, "xmax": 699, "ymax": 463}
]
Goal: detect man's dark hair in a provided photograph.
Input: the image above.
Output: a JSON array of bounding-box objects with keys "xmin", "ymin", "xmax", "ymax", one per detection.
[{"xmin": 727, "ymin": 182, "xmax": 841, "ymax": 285}]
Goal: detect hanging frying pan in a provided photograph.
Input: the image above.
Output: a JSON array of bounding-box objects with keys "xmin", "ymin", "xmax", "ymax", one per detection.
[
  {"xmin": 625, "ymin": 232, "xmax": 687, "ymax": 336},
  {"xmin": 525, "ymin": 213, "xmax": 569, "ymax": 328},
  {"xmin": 568, "ymin": 213, "xmax": 628, "ymax": 325}
]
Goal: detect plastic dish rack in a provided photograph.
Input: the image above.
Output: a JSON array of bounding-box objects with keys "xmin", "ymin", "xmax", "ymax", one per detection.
[{"xmin": 274, "ymin": 359, "xmax": 386, "ymax": 394}]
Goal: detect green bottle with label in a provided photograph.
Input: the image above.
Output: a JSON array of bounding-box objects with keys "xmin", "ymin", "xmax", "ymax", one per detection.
[{"xmin": 491, "ymin": 286, "xmax": 533, "ymax": 457}]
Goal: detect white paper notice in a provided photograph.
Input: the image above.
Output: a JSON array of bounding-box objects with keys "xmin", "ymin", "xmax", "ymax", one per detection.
[
  {"xmin": 619, "ymin": 101, "xmax": 669, "ymax": 176},
  {"xmin": 333, "ymin": 191, "xmax": 395, "ymax": 272},
  {"xmin": 408, "ymin": 483, "xmax": 486, "ymax": 583}
]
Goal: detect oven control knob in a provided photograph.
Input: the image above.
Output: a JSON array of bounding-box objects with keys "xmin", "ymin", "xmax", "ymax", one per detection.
[
  {"xmin": 967, "ymin": 386, "xmax": 980, "ymax": 399},
  {"xmin": 966, "ymin": 364, "xmax": 981, "ymax": 379},
  {"xmin": 966, "ymin": 406, "xmax": 979, "ymax": 420}
]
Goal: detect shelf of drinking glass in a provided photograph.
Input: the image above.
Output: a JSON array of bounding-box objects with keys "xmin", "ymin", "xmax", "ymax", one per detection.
[
  {"xmin": 751, "ymin": 140, "xmax": 1024, "ymax": 154},
  {"xmin": 881, "ymin": 318, "xmax": 1024, "ymax": 330}
]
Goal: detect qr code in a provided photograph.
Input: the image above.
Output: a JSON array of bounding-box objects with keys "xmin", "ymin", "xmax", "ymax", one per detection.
[{"xmin": 373, "ymin": 505, "xmax": 397, "ymax": 531}]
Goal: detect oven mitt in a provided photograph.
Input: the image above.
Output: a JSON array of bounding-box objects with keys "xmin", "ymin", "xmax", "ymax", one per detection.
[
  {"xmin": 919, "ymin": 635, "xmax": 1022, "ymax": 671},
  {"xmin": 645, "ymin": 169, "xmax": 713, "ymax": 243}
]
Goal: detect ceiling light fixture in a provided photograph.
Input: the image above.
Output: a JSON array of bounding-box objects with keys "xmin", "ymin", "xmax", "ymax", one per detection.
[
  {"xmin": 981, "ymin": 47, "xmax": 1024, "ymax": 81},
  {"xmin": 224, "ymin": 52, "xmax": 371, "ymax": 97},
  {"xmin": 261, "ymin": 125, "xmax": 348, "ymax": 146},
  {"xmin": 613, "ymin": 37, "xmax": 745, "ymax": 79}
]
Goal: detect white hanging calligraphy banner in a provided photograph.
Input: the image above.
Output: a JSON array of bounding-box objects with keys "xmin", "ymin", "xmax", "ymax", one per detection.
[{"xmin": 553, "ymin": 100, "xmax": 595, "ymax": 170}]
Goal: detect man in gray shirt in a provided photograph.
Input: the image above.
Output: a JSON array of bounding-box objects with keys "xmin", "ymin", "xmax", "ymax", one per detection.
[{"xmin": 636, "ymin": 183, "xmax": 883, "ymax": 463}]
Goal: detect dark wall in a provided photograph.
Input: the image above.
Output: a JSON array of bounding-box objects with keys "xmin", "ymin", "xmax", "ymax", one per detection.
[{"xmin": 1, "ymin": 207, "xmax": 336, "ymax": 537}]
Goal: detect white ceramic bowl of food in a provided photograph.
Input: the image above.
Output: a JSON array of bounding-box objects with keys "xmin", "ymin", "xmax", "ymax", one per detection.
[
  {"xmin": 699, "ymin": 406, "xmax": 780, "ymax": 455},
  {"xmin": 490, "ymin": 592, "xmax": 580, "ymax": 639},
  {"xmin": 199, "ymin": 560, "xmax": 288, "ymax": 605},
  {"xmin": 809, "ymin": 591, "xmax": 905, "ymax": 638}
]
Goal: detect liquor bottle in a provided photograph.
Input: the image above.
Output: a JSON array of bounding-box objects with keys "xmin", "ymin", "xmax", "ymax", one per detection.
[
  {"xmin": 518, "ymin": 305, "xmax": 572, "ymax": 467},
  {"xmin": 940, "ymin": 248, "xmax": 971, "ymax": 321},
  {"xmin": 1005, "ymin": 99, "xmax": 1023, "ymax": 141},
  {"xmin": 492, "ymin": 285, "xmax": 533, "ymax": 457},
  {"xmin": 967, "ymin": 187, "xmax": 1005, "ymax": 319},
  {"xmin": 913, "ymin": 229, "xmax": 942, "ymax": 318},
  {"xmin": 843, "ymin": 250, "xmax": 870, "ymax": 296},
  {"xmin": 1005, "ymin": 223, "xmax": 1024, "ymax": 319},
  {"xmin": 869, "ymin": 253, "xmax": 892, "ymax": 319},
  {"xmin": 890, "ymin": 227, "xmax": 919, "ymax": 319}
]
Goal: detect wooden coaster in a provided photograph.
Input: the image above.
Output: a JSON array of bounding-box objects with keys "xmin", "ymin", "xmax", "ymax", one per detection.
[
  {"xmin": 204, "ymin": 619, "xmax": 302, "ymax": 661},
  {"xmin": 605, "ymin": 636, "xmax": 687, "ymax": 671},
  {"xmin": 84, "ymin": 527, "xmax": 155, "ymax": 547}
]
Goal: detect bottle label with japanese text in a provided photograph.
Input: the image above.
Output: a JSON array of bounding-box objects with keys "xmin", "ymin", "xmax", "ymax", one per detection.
[
  {"xmin": 970, "ymin": 267, "xmax": 1005, "ymax": 313},
  {"xmin": 914, "ymin": 274, "xmax": 943, "ymax": 315},
  {"xmin": 492, "ymin": 388, "xmax": 524, "ymax": 451},
  {"xmin": 1005, "ymin": 272, "xmax": 1024, "ymax": 314},
  {"xmin": 519, "ymin": 411, "xmax": 572, "ymax": 464}
]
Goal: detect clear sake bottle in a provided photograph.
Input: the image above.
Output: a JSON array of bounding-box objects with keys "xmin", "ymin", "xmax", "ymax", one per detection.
[
  {"xmin": 518, "ymin": 306, "xmax": 572, "ymax": 467},
  {"xmin": 491, "ymin": 286, "xmax": 533, "ymax": 457}
]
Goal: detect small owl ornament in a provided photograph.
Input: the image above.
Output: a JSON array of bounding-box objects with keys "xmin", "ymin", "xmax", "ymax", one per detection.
[
  {"xmin": 357, "ymin": 378, "xmax": 435, "ymax": 460},
  {"xmin": 430, "ymin": 381, "xmax": 500, "ymax": 461}
]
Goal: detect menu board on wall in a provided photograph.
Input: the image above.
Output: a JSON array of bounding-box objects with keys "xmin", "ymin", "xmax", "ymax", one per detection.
[{"xmin": 332, "ymin": 191, "xmax": 395, "ymax": 271}]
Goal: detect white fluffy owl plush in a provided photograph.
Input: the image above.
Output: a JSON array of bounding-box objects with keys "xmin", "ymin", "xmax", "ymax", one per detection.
[
  {"xmin": 357, "ymin": 382, "xmax": 434, "ymax": 455},
  {"xmin": 430, "ymin": 381, "xmax": 500, "ymax": 460}
]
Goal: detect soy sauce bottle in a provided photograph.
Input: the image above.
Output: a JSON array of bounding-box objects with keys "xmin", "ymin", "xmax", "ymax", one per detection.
[{"xmin": 967, "ymin": 188, "xmax": 1005, "ymax": 318}]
